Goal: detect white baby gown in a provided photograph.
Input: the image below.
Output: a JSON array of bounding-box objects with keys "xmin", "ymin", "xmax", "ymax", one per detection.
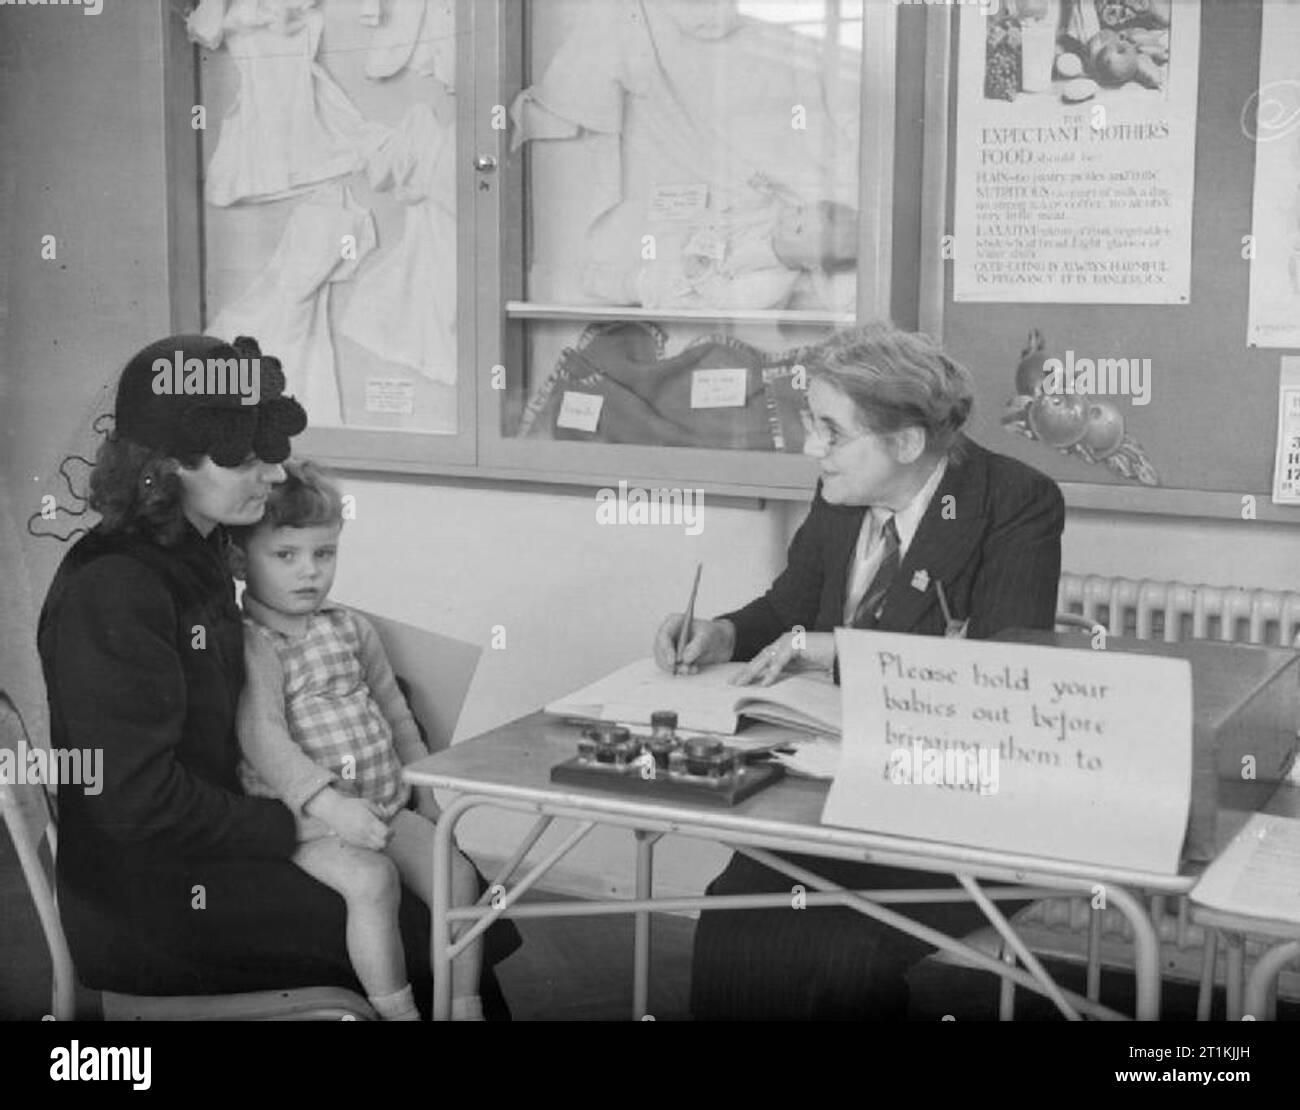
[
  {"xmin": 340, "ymin": 104, "xmax": 457, "ymax": 385},
  {"xmin": 207, "ymin": 185, "xmax": 377, "ymax": 426},
  {"xmin": 362, "ymin": 0, "xmax": 456, "ymax": 90},
  {"xmin": 189, "ymin": 0, "xmax": 382, "ymax": 207},
  {"xmin": 632, "ymin": 184, "xmax": 801, "ymax": 310}
]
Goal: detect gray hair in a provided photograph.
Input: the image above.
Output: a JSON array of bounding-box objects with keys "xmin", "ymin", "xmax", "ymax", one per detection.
[{"xmin": 811, "ymin": 322, "xmax": 974, "ymax": 457}]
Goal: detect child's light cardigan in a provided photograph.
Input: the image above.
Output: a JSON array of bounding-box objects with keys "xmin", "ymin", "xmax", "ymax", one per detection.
[{"xmin": 237, "ymin": 593, "xmax": 429, "ymax": 835}]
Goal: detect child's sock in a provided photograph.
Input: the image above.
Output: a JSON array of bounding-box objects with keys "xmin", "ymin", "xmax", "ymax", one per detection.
[
  {"xmin": 451, "ymin": 995, "xmax": 484, "ymax": 1022},
  {"xmin": 370, "ymin": 984, "xmax": 420, "ymax": 1021}
]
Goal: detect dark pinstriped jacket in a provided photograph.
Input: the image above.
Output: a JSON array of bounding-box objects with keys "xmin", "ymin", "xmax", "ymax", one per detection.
[{"xmin": 720, "ymin": 436, "xmax": 1065, "ymax": 662}]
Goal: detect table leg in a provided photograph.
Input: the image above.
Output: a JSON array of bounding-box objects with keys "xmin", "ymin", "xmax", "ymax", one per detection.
[
  {"xmin": 1224, "ymin": 933, "xmax": 1245, "ymax": 1021},
  {"xmin": 1098, "ymin": 884, "xmax": 1163, "ymax": 1020},
  {"xmin": 430, "ymin": 798, "xmax": 459, "ymax": 1022},
  {"xmin": 632, "ymin": 831, "xmax": 658, "ymax": 1020},
  {"xmin": 1243, "ymin": 939, "xmax": 1300, "ymax": 1021},
  {"xmin": 1086, "ymin": 905, "xmax": 1102, "ymax": 1002},
  {"xmin": 997, "ymin": 943, "xmax": 1017, "ymax": 1020},
  {"xmin": 1196, "ymin": 928, "xmax": 1218, "ymax": 1021}
]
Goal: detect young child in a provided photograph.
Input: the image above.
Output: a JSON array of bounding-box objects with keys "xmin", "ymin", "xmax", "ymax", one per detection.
[{"xmin": 231, "ymin": 460, "xmax": 484, "ymax": 1021}]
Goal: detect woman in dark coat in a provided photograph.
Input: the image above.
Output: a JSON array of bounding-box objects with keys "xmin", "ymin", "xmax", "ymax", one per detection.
[
  {"xmin": 655, "ymin": 323, "xmax": 1065, "ymax": 1020},
  {"xmin": 38, "ymin": 334, "xmax": 515, "ymax": 1015}
]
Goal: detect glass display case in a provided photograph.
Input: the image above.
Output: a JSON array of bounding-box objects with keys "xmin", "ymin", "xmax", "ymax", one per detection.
[
  {"xmin": 194, "ymin": 0, "xmax": 473, "ymax": 469},
  {"xmin": 190, "ymin": 0, "xmax": 903, "ymax": 493},
  {"xmin": 479, "ymin": 0, "xmax": 898, "ymax": 492}
]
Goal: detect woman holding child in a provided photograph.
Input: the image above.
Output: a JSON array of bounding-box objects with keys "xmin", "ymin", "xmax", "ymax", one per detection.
[{"xmin": 38, "ymin": 334, "xmax": 515, "ymax": 1019}]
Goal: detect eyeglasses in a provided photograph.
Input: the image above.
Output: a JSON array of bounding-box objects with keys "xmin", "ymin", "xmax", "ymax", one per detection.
[{"xmin": 800, "ymin": 409, "xmax": 871, "ymax": 452}]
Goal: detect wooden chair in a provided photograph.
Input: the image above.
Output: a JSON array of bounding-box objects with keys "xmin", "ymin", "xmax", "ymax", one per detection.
[
  {"xmin": 0, "ymin": 690, "xmax": 375, "ymax": 1020},
  {"xmin": 0, "ymin": 611, "xmax": 482, "ymax": 1020},
  {"xmin": 357, "ymin": 608, "xmax": 482, "ymax": 755}
]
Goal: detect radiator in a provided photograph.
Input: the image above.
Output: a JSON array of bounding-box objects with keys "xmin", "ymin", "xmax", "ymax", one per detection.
[{"xmin": 1058, "ymin": 573, "xmax": 1300, "ymax": 647}]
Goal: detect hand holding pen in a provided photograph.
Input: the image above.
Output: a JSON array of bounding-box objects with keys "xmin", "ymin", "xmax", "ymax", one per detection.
[
  {"xmin": 673, "ymin": 563, "xmax": 702, "ymax": 674},
  {"xmin": 651, "ymin": 564, "xmax": 738, "ymax": 674}
]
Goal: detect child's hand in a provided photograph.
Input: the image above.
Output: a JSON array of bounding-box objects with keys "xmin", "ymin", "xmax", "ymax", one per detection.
[
  {"xmin": 321, "ymin": 796, "xmax": 392, "ymax": 850},
  {"xmin": 414, "ymin": 787, "xmax": 442, "ymax": 824}
]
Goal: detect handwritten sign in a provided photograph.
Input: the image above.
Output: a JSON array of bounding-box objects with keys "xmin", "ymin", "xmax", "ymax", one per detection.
[
  {"xmin": 556, "ymin": 391, "xmax": 604, "ymax": 432},
  {"xmin": 690, "ymin": 367, "xmax": 748, "ymax": 409},
  {"xmin": 364, "ymin": 378, "xmax": 415, "ymax": 415},
  {"xmin": 825, "ymin": 629, "xmax": 1192, "ymax": 874},
  {"xmin": 647, "ymin": 183, "xmax": 709, "ymax": 221}
]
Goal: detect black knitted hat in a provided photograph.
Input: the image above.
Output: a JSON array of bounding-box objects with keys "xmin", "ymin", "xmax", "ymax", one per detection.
[{"xmin": 114, "ymin": 334, "xmax": 307, "ymax": 466}]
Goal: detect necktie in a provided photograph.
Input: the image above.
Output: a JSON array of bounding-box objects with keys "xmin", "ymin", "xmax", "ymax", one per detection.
[{"xmin": 851, "ymin": 516, "xmax": 900, "ymax": 629}]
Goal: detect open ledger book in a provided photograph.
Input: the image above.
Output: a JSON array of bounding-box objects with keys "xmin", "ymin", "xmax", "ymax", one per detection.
[{"xmin": 544, "ymin": 658, "xmax": 841, "ymax": 737}]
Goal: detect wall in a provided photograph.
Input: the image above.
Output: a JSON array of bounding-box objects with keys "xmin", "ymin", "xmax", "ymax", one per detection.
[{"xmin": 0, "ymin": 1, "xmax": 174, "ymax": 738}]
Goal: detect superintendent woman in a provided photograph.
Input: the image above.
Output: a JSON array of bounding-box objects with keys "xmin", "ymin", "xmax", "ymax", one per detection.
[
  {"xmin": 38, "ymin": 334, "xmax": 515, "ymax": 1016},
  {"xmin": 654, "ymin": 322, "xmax": 1065, "ymax": 1020}
]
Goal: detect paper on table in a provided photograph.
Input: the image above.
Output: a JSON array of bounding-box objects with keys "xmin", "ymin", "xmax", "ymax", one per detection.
[
  {"xmin": 544, "ymin": 657, "xmax": 841, "ymax": 736},
  {"xmin": 1191, "ymin": 813, "xmax": 1300, "ymax": 924},
  {"xmin": 776, "ymin": 735, "xmax": 843, "ymax": 779},
  {"xmin": 546, "ymin": 658, "xmax": 750, "ymax": 733}
]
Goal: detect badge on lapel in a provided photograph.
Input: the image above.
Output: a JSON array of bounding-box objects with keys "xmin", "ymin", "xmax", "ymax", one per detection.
[{"xmin": 910, "ymin": 569, "xmax": 930, "ymax": 592}]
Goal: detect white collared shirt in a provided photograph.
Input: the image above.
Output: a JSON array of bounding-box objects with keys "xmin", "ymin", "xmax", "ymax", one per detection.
[{"xmin": 842, "ymin": 457, "xmax": 948, "ymax": 624}]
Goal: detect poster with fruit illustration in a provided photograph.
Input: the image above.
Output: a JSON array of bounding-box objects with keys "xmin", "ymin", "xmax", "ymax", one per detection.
[
  {"xmin": 953, "ymin": 0, "xmax": 1200, "ymax": 304},
  {"xmin": 1246, "ymin": 0, "xmax": 1300, "ymax": 349},
  {"xmin": 1003, "ymin": 329, "xmax": 1159, "ymax": 484}
]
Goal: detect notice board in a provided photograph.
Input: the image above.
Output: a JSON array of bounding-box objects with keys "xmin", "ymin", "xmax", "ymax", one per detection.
[{"xmin": 920, "ymin": 0, "xmax": 1298, "ymax": 518}]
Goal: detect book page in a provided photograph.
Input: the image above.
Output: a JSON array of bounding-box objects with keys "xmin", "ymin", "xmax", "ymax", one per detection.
[
  {"xmin": 737, "ymin": 669, "xmax": 842, "ymax": 736},
  {"xmin": 1191, "ymin": 813, "xmax": 1300, "ymax": 924},
  {"xmin": 545, "ymin": 658, "xmax": 751, "ymax": 733}
]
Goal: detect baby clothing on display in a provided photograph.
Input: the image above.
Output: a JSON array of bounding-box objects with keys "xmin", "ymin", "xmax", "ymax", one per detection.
[
  {"xmin": 632, "ymin": 180, "xmax": 801, "ymax": 311},
  {"xmin": 188, "ymin": 0, "xmax": 382, "ymax": 207},
  {"xmin": 660, "ymin": 0, "xmax": 743, "ymax": 40},
  {"xmin": 537, "ymin": 323, "xmax": 776, "ymax": 450},
  {"xmin": 362, "ymin": 0, "xmax": 455, "ymax": 90},
  {"xmin": 340, "ymin": 104, "xmax": 457, "ymax": 385},
  {"xmin": 509, "ymin": 0, "xmax": 859, "ymax": 305},
  {"xmin": 208, "ymin": 185, "xmax": 376, "ymax": 426}
]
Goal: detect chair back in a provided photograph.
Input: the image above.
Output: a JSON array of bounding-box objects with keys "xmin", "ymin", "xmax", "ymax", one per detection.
[
  {"xmin": 0, "ymin": 691, "xmax": 76, "ymax": 1019},
  {"xmin": 354, "ymin": 611, "xmax": 482, "ymax": 753},
  {"xmin": 1054, "ymin": 612, "xmax": 1106, "ymax": 636}
]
